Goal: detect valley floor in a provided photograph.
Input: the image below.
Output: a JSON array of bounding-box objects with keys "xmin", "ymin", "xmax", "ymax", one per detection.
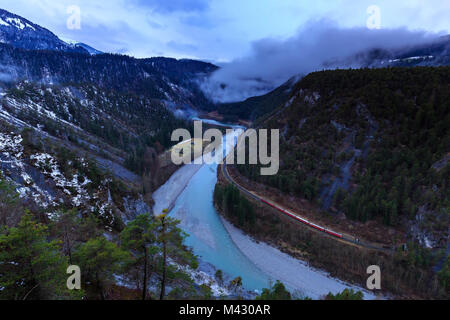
[{"xmin": 152, "ymin": 158, "xmax": 379, "ymax": 299}]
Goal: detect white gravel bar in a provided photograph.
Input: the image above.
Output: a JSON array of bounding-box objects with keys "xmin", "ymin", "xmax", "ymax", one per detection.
[
  {"xmin": 152, "ymin": 163, "xmax": 202, "ymax": 215},
  {"xmin": 220, "ymin": 217, "xmax": 379, "ymax": 300}
]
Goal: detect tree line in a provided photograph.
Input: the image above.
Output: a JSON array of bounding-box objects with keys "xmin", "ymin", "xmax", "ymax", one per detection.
[
  {"xmin": 236, "ymin": 67, "xmax": 449, "ymax": 229},
  {"xmin": 214, "ymin": 184, "xmax": 256, "ymax": 228},
  {"xmin": 0, "ymin": 179, "xmax": 203, "ymax": 300}
]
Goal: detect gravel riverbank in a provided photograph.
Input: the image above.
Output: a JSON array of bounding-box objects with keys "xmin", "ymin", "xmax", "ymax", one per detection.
[{"xmin": 220, "ymin": 216, "xmax": 378, "ymax": 300}]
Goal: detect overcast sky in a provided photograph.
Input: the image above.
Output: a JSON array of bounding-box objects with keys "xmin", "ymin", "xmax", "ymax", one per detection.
[{"xmin": 1, "ymin": 0, "xmax": 449, "ymax": 62}]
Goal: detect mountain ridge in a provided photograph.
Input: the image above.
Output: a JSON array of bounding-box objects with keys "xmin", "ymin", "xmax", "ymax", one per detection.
[
  {"xmin": 0, "ymin": 9, "xmax": 217, "ymax": 227},
  {"xmin": 0, "ymin": 8, "xmax": 90, "ymax": 54}
]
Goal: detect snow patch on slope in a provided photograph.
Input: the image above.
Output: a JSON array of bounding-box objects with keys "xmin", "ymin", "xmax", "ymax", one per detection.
[{"xmin": 30, "ymin": 153, "xmax": 91, "ymax": 207}]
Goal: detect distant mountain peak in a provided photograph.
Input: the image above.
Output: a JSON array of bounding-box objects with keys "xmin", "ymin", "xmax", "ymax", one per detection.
[
  {"xmin": 59, "ymin": 36, "xmax": 103, "ymax": 55},
  {"xmin": 0, "ymin": 8, "xmax": 99, "ymax": 55},
  {"xmin": 0, "ymin": 8, "xmax": 40, "ymax": 31}
]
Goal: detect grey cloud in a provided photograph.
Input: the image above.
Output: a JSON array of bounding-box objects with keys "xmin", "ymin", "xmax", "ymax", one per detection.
[
  {"xmin": 62, "ymin": 20, "xmax": 146, "ymax": 55},
  {"xmin": 129, "ymin": 0, "xmax": 211, "ymax": 13},
  {"xmin": 180, "ymin": 14, "xmax": 216, "ymax": 28},
  {"xmin": 145, "ymin": 12, "xmax": 164, "ymax": 29},
  {"xmin": 201, "ymin": 20, "xmax": 442, "ymax": 103},
  {"xmin": 167, "ymin": 40, "xmax": 198, "ymax": 53}
]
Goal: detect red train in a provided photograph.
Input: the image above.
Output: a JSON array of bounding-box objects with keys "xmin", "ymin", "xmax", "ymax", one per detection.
[{"xmin": 260, "ymin": 199, "xmax": 343, "ymax": 239}]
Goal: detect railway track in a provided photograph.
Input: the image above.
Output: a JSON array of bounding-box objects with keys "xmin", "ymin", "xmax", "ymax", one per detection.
[{"xmin": 221, "ymin": 161, "xmax": 394, "ymax": 253}]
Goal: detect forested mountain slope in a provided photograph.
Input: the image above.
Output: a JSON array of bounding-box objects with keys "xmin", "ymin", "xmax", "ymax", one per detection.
[
  {"xmin": 0, "ymin": 8, "xmax": 233, "ymax": 300},
  {"xmin": 0, "ymin": 80, "xmax": 196, "ymax": 229},
  {"xmin": 235, "ymin": 67, "xmax": 449, "ymax": 248},
  {"xmin": 0, "ymin": 8, "xmax": 88, "ymax": 54},
  {"xmin": 214, "ymin": 36, "xmax": 450, "ymax": 122},
  {"xmin": 214, "ymin": 76, "xmax": 298, "ymax": 122},
  {"xmin": 0, "ymin": 43, "xmax": 216, "ymax": 108},
  {"xmin": 0, "ymin": 8, "xmax": 219, "ymax": 225}
]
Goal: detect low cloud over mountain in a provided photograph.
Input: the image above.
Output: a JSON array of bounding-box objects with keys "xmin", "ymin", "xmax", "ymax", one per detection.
[{"xmin": 201, "ymin": 20, "xmax": 444, "ymax": 102}]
